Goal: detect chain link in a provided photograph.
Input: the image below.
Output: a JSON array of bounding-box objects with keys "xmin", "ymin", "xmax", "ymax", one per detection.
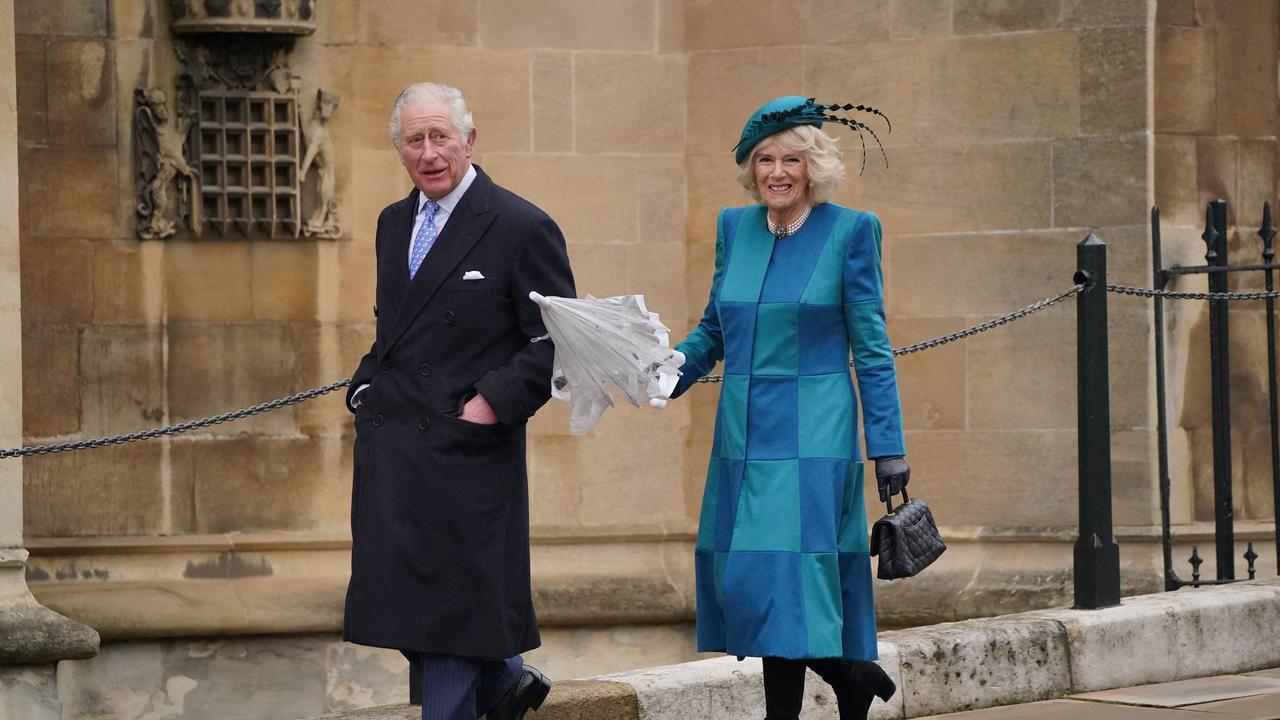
[
  {"xmin": 1106, "ymin": 284, "xmax": 1280, "ymax": 301},
  {"xmin": 695, "ymin": 284, "xmax": 1085, "ymax": 384},
  {"xmin": 8, "ymin": 279, "xmax": 1268, "ymax": 457},
  {"xmin": 0, "ymin": 378, "xmax": 351, "ymax": 459}
]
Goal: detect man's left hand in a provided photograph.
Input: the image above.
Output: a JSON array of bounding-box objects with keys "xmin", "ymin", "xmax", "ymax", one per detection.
[{"xmin": 460, "ymin": 393, "xmax": 499, "ymax": 425}]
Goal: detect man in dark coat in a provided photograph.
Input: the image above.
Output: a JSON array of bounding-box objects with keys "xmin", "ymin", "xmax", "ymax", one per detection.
[{"xmin": 344, "ymin": 82, "xmax": 575, "ymax": 720}]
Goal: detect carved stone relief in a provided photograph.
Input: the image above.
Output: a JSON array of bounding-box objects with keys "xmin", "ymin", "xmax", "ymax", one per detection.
[{"xmin": 134, "ymin": 1, "xmax": 338, "ymax": 240}]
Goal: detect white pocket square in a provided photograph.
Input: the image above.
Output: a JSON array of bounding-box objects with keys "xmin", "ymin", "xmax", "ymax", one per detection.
[{"xmin": 462, "ymin": 270, "xmax": 485, "ymax": 280}]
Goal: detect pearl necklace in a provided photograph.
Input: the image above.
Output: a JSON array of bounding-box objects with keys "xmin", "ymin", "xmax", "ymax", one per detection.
[{"xmin": 767, "ymin": 204, "xmax": 812, "ymax": 239}]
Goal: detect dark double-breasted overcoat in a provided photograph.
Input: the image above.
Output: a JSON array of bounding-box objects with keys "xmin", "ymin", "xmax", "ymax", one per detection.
[{"xmin": 344, "ymin": 166, "xmax": 575, "ymax": 659}]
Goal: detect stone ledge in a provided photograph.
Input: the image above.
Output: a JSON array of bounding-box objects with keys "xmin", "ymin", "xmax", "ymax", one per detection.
[
  {"xmin": 305, "ymin": 578, "xmax": 1280, "ymax": 720},
  {"xmin": 0, "ymin": 599, "xmax": 99, "ymax": 664}
]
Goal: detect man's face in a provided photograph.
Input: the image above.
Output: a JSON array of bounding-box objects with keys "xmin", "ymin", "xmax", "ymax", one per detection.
[{"xmin": 396, "ymin": 97, "xmax": 475, "ymax": 200}]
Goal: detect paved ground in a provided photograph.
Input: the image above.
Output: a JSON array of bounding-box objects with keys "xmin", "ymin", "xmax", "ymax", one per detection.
[{"xmin": 920, "ymin": 668, "xmax": 1280, "ymax": 719}]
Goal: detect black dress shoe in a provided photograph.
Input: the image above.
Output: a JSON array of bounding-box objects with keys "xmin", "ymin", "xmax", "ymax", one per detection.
[{"xmin": 485, "ymin": 665, "xmax": 551, "ymax": 720}]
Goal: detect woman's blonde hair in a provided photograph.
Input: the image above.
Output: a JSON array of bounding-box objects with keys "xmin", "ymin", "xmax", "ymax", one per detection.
[{"xmin": 737, "ymin": 125, "xmax": 846, "ymax": 205}]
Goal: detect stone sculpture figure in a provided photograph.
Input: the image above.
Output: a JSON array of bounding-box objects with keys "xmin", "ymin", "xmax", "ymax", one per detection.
[
  {"xmin": 135, "ymin": 88, "xmax": 201, "ymax": 239},
  {"xmin": 300, "ymin": 89, "xmax": 341, "ymax": 238}
]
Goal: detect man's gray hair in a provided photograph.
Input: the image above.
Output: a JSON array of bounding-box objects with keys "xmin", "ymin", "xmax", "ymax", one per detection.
[{"xmin": 388, "ymin": 82, "xmax": 475, "ymax": 147}]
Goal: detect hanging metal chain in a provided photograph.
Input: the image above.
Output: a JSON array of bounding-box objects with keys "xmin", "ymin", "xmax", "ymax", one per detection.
[
  {"xmin": 0, "ymin": 378, "xmax": 351, "ymax": 459},
  {"xmin": 695, "ymin": 283, "xmax": 1085, "ymax": 384},
  {"xmin": 1106, "ymin": 284, "xmax": 1280, "ymax": 301},
  {"xmin": 13, "ymin": 279, "xmax": 1256, "ymax": 457}
]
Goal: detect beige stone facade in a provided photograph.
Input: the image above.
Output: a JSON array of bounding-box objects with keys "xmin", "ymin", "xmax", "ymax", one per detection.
[{"xmin": 4, "ymin": 0, "xmax": 1279, "ymax": 714}]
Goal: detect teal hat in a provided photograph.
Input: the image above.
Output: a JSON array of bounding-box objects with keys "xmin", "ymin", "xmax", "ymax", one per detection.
[{"xmin": 733, "ymin": 96, "xmax": 892, "ymax": 174}]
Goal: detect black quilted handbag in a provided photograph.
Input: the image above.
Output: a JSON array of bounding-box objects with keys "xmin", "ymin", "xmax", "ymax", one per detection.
[{"xmin": 869, "ymin": 489, "xmax": 946, "ymax": 580}]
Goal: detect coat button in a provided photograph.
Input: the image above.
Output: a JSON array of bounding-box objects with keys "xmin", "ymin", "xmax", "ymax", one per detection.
[
  {"xmin": 378, "ymin": 360, "xmax": 391, "ymax": 374},
  {"xmin": 373, "ymin": 414, "xmax": 384, "ymax": 427},
  {"xmin": 417, "ymin": 418, "xmax": 431, "ymax": 431},
  {"xmin": 443, "ymin": 311, "xmax": 456, "ymax": 325},
  {"xmin": 418, "ymin": 363, "xmax": 432, "ymax": 376}
]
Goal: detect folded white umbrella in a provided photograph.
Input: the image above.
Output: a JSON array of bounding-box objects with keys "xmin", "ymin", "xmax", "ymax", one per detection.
[{"xmin": 529, "ymin": 292, "xmax": 685, "ymax": 436}]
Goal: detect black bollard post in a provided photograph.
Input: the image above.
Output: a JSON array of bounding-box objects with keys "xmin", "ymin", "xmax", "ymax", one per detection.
[{"xmin": 1074, "ymin": 234, "xmax": 1121, "ymax": 609}]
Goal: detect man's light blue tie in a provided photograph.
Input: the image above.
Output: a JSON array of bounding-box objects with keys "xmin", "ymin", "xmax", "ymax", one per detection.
[{"xmin": 409, "ymin": 199, "xmax": 440, "ymax": 281}]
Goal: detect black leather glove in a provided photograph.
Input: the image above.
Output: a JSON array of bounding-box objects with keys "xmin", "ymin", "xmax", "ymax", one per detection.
[{"xmin": 874, "ymin": 456, "xmax": 910, "ymax": 503}]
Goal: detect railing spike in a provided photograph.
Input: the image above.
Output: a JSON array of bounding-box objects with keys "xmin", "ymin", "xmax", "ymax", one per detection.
[
  {"xmin": 1189, "ymin": 545, "xmax": 1203, "ymax": 588},
  {"xmin": 1244, "ymin": 542, "xmax": 1258, "ymax": 580},
  {"xmin": 1203, "ymin": 204, "xmax": 1219, "ymax": 263},
  {"xmin": 1261, "ymin": 202, "xmax": 1277, "ymax": 260}
]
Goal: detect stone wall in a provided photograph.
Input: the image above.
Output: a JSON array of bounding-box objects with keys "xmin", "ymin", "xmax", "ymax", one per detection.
[
  {"xmin": 1154, "ymin": 0, "xmax": 1280, "ymax": 537},
  {"xmin": 10, "ymin": 0, "xmax": 1279, "ymax": 709}
]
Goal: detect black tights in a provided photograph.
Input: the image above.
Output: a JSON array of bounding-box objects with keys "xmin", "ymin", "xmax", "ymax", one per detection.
[{"xmin": 762, "ymin": 657, "xmax": 890, "ymax": 720}]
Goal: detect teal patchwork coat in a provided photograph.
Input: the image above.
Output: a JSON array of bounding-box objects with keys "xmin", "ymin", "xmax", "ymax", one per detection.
[{"xmin": 672, "ymin": 202, "xmax": 905, "ymax": 660}]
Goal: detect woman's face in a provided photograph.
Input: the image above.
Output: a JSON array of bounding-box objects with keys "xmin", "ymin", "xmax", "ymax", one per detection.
[{"xmin": 752, "ymin": 139, "xmax": 809, "ymax": 217}]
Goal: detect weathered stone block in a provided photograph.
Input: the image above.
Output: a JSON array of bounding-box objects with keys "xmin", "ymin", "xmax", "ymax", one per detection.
[
  {"xmin": 953, "ymin": 0, "xmax": 1062, "ymax": 35},
  {"xmin": 479, "ymin": 0, "xmax": 653, "ymax": 50},
  {"xmin": 22, "ymin": 147, "xmax": 119, "ymax": 239},
  {"xmin": 316, "ymin": 0, "xmax": 358, "ymax": 45},
  {"xmin": 527, "ymin": 434, "xmax": 584, "ymax": 529},
  {"xmin": 78, "ymin": 325, "xmax": 163, "ymax": 436},
  {"xmin": 109, "ymin": 0, "xmax": 164, "ymax": 39},
  {"xmin": 1236, "ymin": 139, "xmax": 1277, "ymax": 232},
  {"xmin": 889, "ymin": 229, "xmax": 1085, "ymax": 318},
  {"xmin": 1155, "ymin": 134, "xmax": 1201, "ymax": 227},
  {"xmin": 927, "ymin": 32, "xmax": 1081, "ymax": 142},
  {"xmin": 164, "ymin": 241, "xmax": 252, "ymax": 321},
  {"xmin": 14, "ymin": 0, "xmax": 108, "ymax": 37},
  {"xmin": 0, "ymin": 665, "xmax": 59, "ymax": 720},
  {"xmin": 887, "ymin": 615, "xmax": 1071, "ymax": 716},
  {"xmin": 18, "ymin": 238, "xmax": 94, "ymax": 324},
  {"xmin": 1212, "ymin": 0, "xmax": 1279, "ymax": 138},
  {"xmin": 1195, "ymin": 137, "xmax": 1237, "ymax": 212},
  {"xmin": 92, "ymin": 240, "xmax": 160, "ymax": 324},
  {"xmin": 687, "ymin": 47, "xmax": 804, "ymax": 155},
  {"xmin": 864, "ymin": 142, "xmax": 1053, "ymax": 234},
  {"xmin": 1155, "ymin": 27, "xmax": 1216, "ymax": 133},
  {"xmin": 916, "ymin": 29, "xmax": 1085, "ymax": 141},
  {"xmin": 891, "ymin": 316, "xmax": 967, "ymax": 431},
  {"xmin": 1052, "ymin": 136, "xmax": 1148, "ymax": 229},
  {"xmin": 337, "ymin": 239, "xmax": 377, "ymax": 324},
  {"xmin": 658, "ymin": 0, "xmax": 685, "ymax": 52},
  {"xmin": 169, "ymin": 436, "xmax": 343, "ymax": 534},
  {"xmin": 532, "ymin": 52, "xmax": 573, "ymax": 153},
  {"xmin": 1157, "ymin": 0, "xmax": 1199, "ymax": 27},
  {"xmin": 1080, "ymin": 27, "xmax": 1148, "ymax": 135},
  {"xmin": 320, "ymin": 641, "xmax": 408, "ymax": 713},
  {"xmin": 357, "ymin": 0, "xmax": 476, "ymax": 47},
  {"xmin": 347, "ymin": 46, "xmax": 530, "ymax": 153},
  {"xmin": 46, "ymin": 38, "xmax": 115, "ymax": 147},
  {"xmin": 1060, "ymin": 0, "xmax": 1151, "ymax": 28},
  {"xmin": 483, "ymin": 154, "xmax": 640, "ymax": 244},
  {"xmin": 251, "ymin": 241, "xmax": 319, "ymax": 320},
  {"xmin": 685, "ymin": 153, "xmax": 748, "ymax": 246},
  {"xmin": 15, "ymin": 33, "xmax": 47, "ymax": 146},
  {"xmin": 575, "ymin": 53, "xmax": 685, "ymax": 155},
  {"xmin": 23, "ymin": 439, "xmax": 164, "ymax": 537},
  {"xmin": 557, "ymin": 429, "xmax": 687, "ymax": 528},
  {"xmin": 636, "ymin": 156, "xmax": 687, "ymax": 245},
  {"xmin": 809, "ymin": 0, "xmax": 890, "ymax": 43},
  {"xmin": 685, "ymin": 0, "xmax": 807, "ymax": 50},
  {"xmin": 21, "ymin": 324, "xmax": 80, "ymax": 438},
  {"xmin": 166, "ymin": 322, "xmax": 306, "ymax": 436},
  {"xmin": 803, "ymin": 38, "xmax": 921, "ymax": 149},
  {"xmin": 891, "ymin": 0, "xmax": 953, "ymax": 37}
]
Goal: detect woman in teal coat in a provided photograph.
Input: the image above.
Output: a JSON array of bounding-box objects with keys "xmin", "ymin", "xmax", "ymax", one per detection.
[{"xmin": 670, "ymin": 96, "xmax": 909, "ymax": 720}]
